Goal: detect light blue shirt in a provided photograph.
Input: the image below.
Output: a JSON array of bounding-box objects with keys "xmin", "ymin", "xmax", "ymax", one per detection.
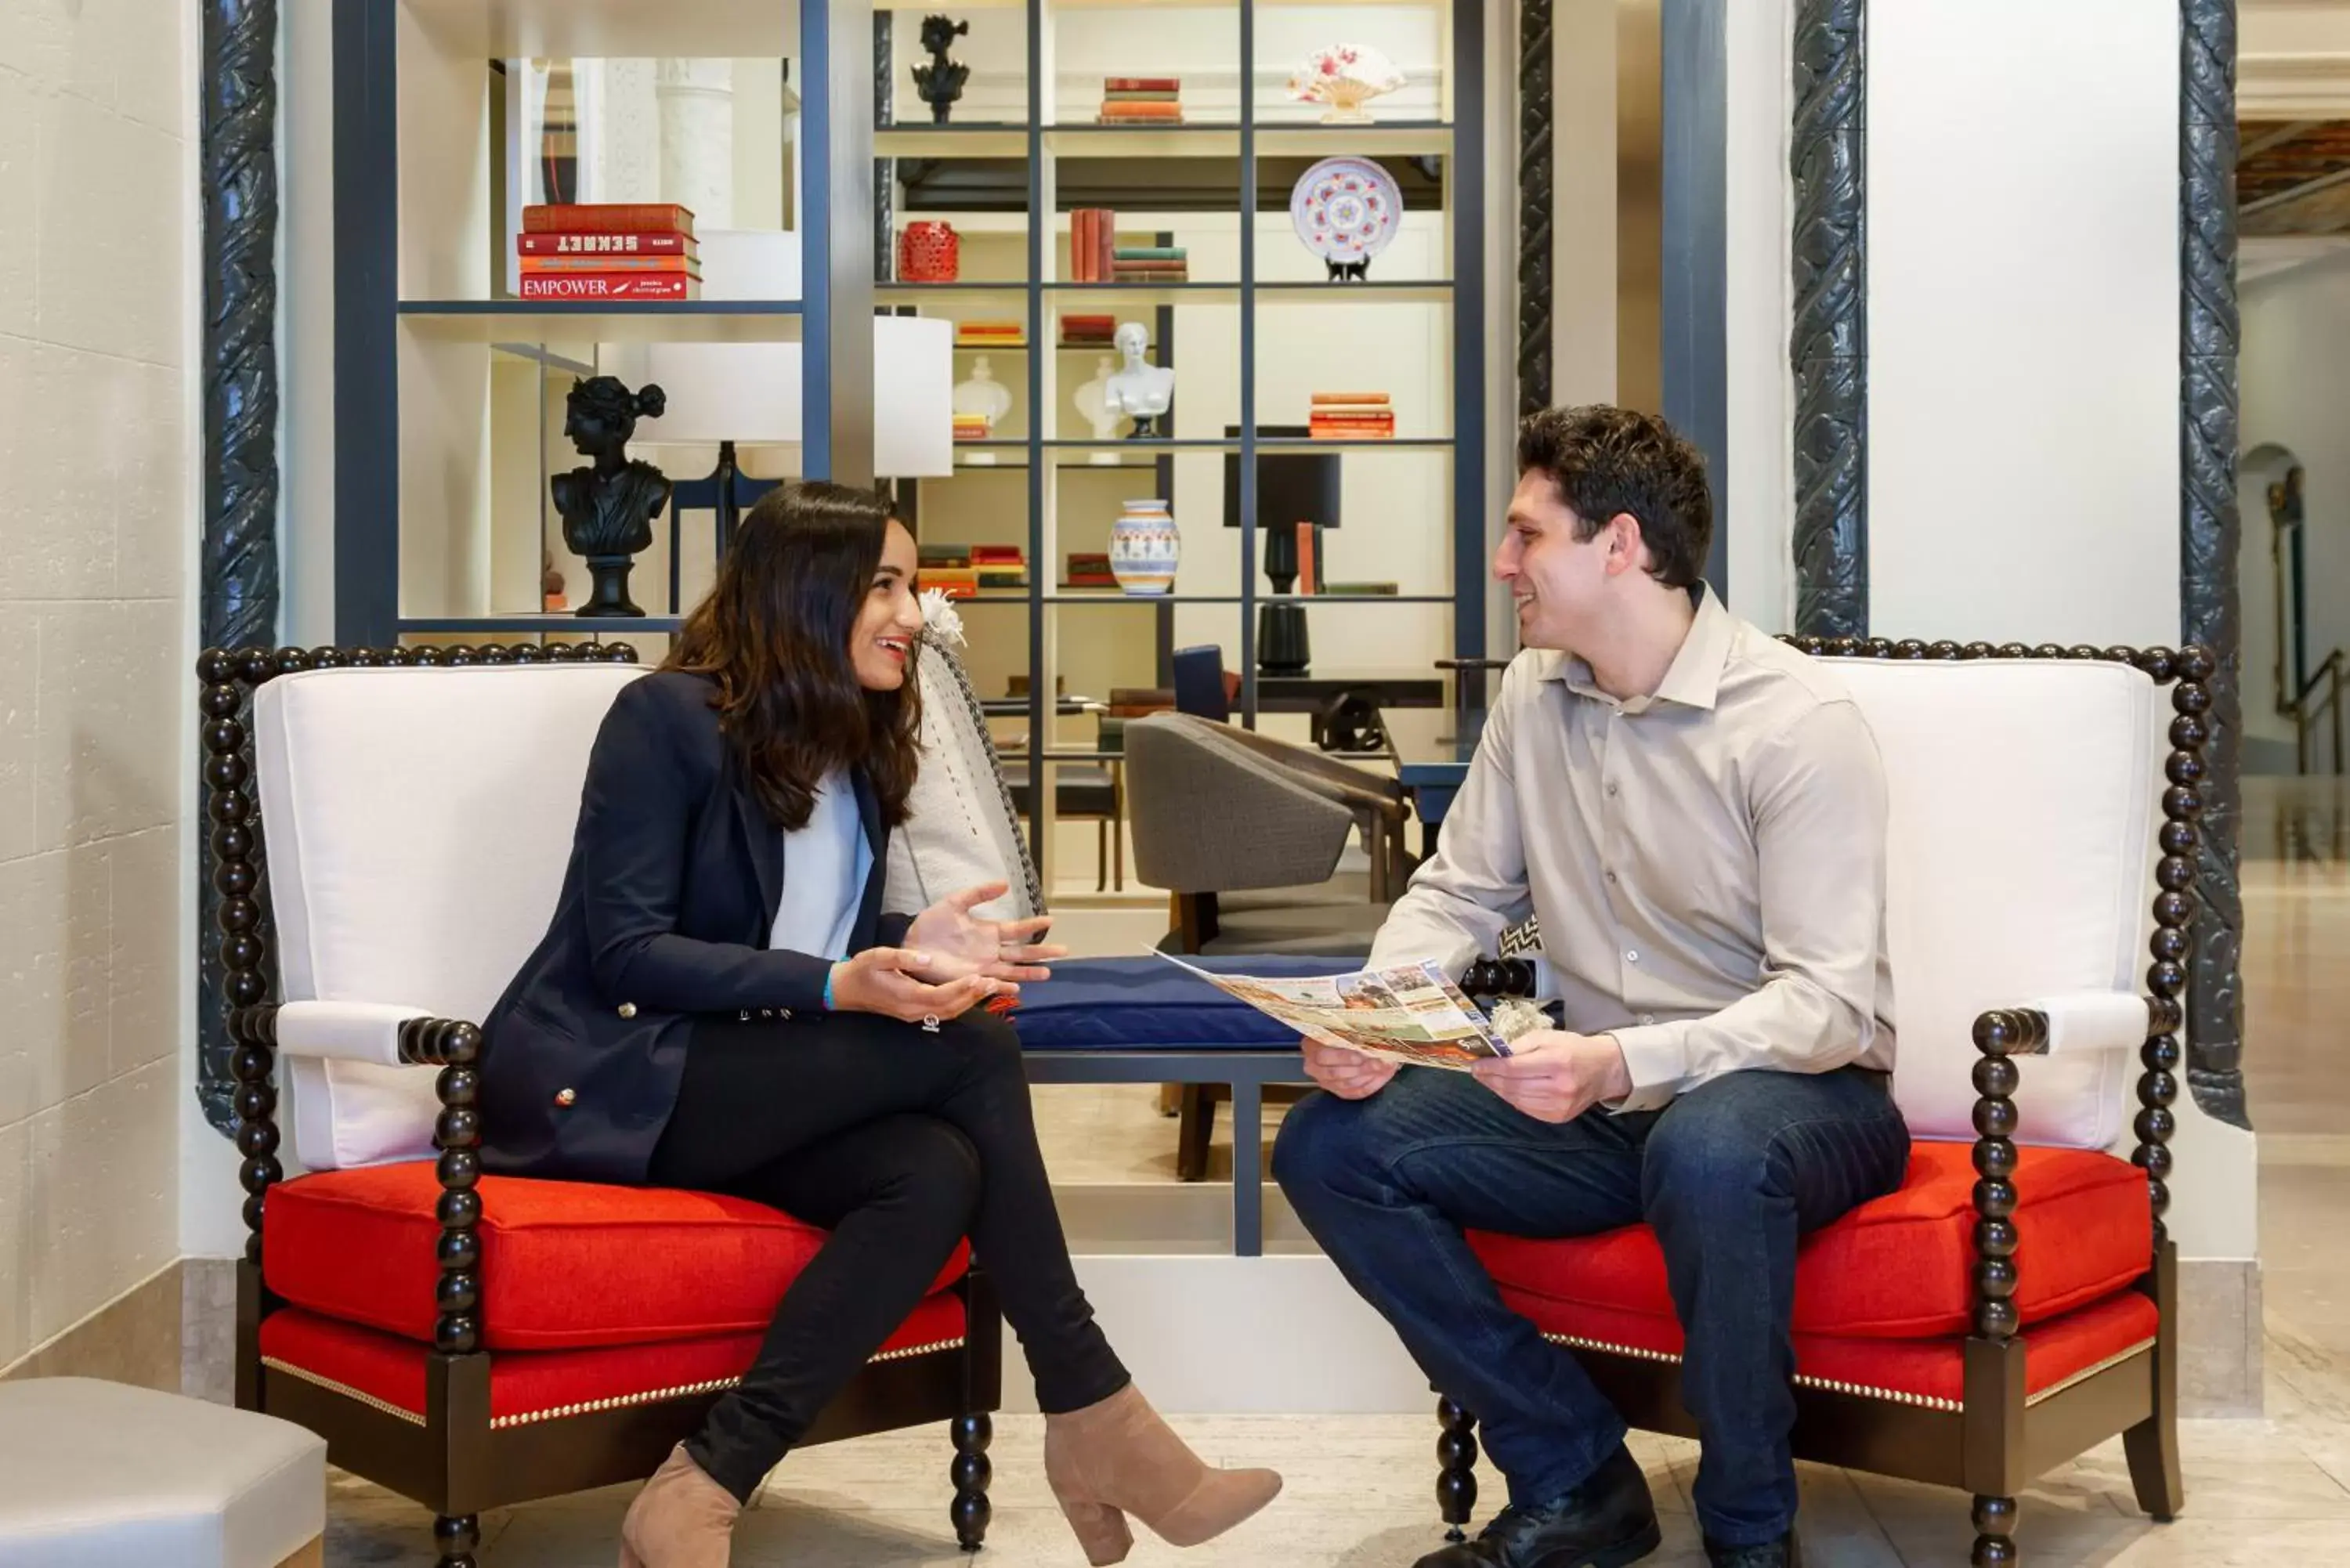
[{"xmin": 769, "ymin": 770, "xmax": 873, "ymax": 959}]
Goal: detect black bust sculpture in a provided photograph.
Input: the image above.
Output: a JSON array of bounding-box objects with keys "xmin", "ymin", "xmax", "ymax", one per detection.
[
  {"xmin": 550, "ymin": 376, "xmax": 671, "ymax": 618},
  {"xmin": 912, "ymin": 14, "xmax": 971, "ymax": 125}
]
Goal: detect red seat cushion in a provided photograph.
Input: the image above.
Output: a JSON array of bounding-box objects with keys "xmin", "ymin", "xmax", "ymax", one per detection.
[
  {"xmin": 1470, "ymin": 1140, "xmax": 2150, "ymax": 1341},
  {"xmin": 263, "ymin": 1162, "xmax": 971, "ymax": 1353},
  {"xmin": 258, "ymin": 1294, "xmax": 969, "ymax": 1428}
]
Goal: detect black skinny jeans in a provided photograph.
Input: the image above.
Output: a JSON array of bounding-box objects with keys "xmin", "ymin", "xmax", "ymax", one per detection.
[{"xmin": 649, "ymin": 1007, "xmax": 1130, "ymax": 1503}]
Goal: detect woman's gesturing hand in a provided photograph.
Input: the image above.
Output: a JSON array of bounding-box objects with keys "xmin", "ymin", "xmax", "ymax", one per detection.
[
  {"xmin": 902, "ymin": 882, "xmax": 1069, "ymax": 985},
  {"xmin": 827, "ymin": 947, "xmax": 1007, "ymax": 1024}
]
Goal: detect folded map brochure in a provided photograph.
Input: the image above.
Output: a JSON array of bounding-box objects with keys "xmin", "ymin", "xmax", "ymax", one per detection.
[{"xmin": 1156, "ymin": 953, "xmax": 1513, "ymax": 1071}]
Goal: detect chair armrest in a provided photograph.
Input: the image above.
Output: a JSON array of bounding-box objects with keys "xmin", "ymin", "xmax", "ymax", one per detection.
[
  {"xmin": 275, "ymin": 999, "xmax": 483, "ymax": 1066},
  {"xmin": 1976, "ymin": 992, "xmax": 2152, "ymax": 1057}
]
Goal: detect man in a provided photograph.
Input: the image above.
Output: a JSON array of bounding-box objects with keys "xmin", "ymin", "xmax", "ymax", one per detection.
[{"xmin": 1272, "ymin": 406, "xmax": 1907, "ymax": 1568}]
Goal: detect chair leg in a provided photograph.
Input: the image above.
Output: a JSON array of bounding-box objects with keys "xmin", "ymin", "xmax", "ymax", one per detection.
[
  {"xmin": 1970, "ymin": 1494, "xmax": 2016, "ymax": 1565},
  {"xmin": 1437, "ymin": 1396, "xmax": 1480, "ymax": 1543},
  {"xmin": 433, "ymin": 1514, "xmax": 480, "ymax": 1568},
  {"xmin": 1176, "ymin": 1083, "xmax": 1217, "ymax": 1182},
  {"xmin": 2123, "ymin": 1415, "xmax": 2182, "ymax": 1522},
  {"xmin": 952, "ymin": 1411, "xmax": 993, "ymax": 1552},
  {"xmin": 1096, "ymin": 818, "xmax": 1108, "ymax": 892}
]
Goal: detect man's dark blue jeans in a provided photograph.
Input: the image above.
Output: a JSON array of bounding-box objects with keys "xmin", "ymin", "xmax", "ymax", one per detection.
[{"xmin": 1272, "ymin": 1064, "xmax": 1910, "ymax": 1548}]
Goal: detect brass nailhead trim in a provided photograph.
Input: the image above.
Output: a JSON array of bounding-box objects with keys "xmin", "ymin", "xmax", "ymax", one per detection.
[
  {"xmin": 1544, "ymin": 1330, "xmax": 2159, "ymax": 1414},
  {"xmin": 1540, "ymin": 1331, "xmax": 1964, "ymax": 1413},
  {"xmin": 488, "ymin": 1336, "xmax": 970, "ymax": 1430},
  {"xmin": 262, "ymin": 1357, "xmax": 428, "ymax": 1426},
  {"xmin": 267, "ymin": 1335, "xmax": 967, "ymax": 1433}
]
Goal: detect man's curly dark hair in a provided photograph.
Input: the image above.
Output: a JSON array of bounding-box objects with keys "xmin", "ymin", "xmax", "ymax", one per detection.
[{"xmin": 1515, "ymin": 405, "xmax": 1713, "ymax": 591}]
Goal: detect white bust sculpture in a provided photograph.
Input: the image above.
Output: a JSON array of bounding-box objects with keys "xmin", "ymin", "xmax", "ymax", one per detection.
[{"xmin": 1103, "ymin": 321, "xmax": 1175, "ymax": 439}]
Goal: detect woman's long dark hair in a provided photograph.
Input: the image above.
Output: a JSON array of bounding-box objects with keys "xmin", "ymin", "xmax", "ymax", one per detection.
[{"xmin": 665, "ymin": 480, "xmax": 922, "ymax": 829}]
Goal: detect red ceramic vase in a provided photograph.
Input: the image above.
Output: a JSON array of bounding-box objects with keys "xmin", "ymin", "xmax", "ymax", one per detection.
[{"xmin": 899, "ymin": 221, "xmax": 960, "ymax": 283}]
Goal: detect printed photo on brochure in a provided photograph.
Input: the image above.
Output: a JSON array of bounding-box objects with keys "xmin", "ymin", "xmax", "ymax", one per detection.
[{"xmin": 1155, "ymin": 952, "xmax": 1513, "ymax": 1071}]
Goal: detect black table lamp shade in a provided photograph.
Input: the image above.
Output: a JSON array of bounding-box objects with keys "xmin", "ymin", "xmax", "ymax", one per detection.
[{"xmin": 1223, "ymin": 427, "xmax": 1342, "ymax": 675}]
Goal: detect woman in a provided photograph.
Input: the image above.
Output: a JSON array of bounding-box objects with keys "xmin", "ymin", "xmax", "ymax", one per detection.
[{"xmin": 480, "ymin": 482, "xmax": 1281, "ymax": 1568}]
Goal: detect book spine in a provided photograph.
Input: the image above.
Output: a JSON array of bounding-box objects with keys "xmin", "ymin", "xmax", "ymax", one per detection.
[
  {"xmin": 1311, "ymin": 392, "xmax": 1392, "ymax": 405},
  {"xmin": 1101, "ymin": 89, "xmax": 1181, "ymax": 103},
  {"xmin": 1104, "ymin": 78, "xmax": 1180, "ymax": 92},
  {"xmin": 1112, "ymin": 247, "xmax": 1187, "ymax": 260},
  {"xmin": 1100, "ymin": 211, "xmax": 1115, "ymax": 282},
  {"xmin": 1097, "ymin": 105, "xmax": 1184, "ymax": 121},
  {"xmin": 520, "ymin": 255, "xmax": 701, "ymax": 275},
  {"xmin": 1072, "ymin": 209, "xmax": 1097, "ymax": 282},
  {"xmin": 522, "ymin": 203, "xmax": 695, "ymax": 236},
  {"xmin": 518, "ymin": 231, "xmax": 696, "ymax": 256},
  {"xmin": 517, "ymin": 273, "xmax": 700, "ymax": 301}
]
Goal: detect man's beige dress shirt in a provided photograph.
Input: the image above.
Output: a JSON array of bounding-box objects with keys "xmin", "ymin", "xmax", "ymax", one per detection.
[{"xmin": 1369, "ymin": 590, "xmax": 1897, "ymax": 1111}]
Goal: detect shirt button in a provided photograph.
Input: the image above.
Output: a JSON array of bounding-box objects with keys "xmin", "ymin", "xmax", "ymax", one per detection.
[
  {"xmin": 738, "ymin": 1009, "xmax": 751, "ymax": 1022},
  {"xmin": 1604, "ymin": 870, "xmax": 1618, "ymax": 884},
  {"xmin": 1640, "ymin": 1014, "xmax": 1656, "ymax": 1026},
  {"xmin": 555, "ymin": 1088, "xmax": 577, "ymax": 1107},
  {"xmin": 1605, "ymin": 782, "xmax": 1619, "ymax": 797},
  {"xmin": 616, "ymin": 1002, "xmax": 638, "ymax": 1020},
  {"xmin": 780, "ymin": 1009, "xmax": 793, "ymax": 1021},
  {"xmin": 1625, "ymin": 950, "xmax": 1640, "ymax": 963}
]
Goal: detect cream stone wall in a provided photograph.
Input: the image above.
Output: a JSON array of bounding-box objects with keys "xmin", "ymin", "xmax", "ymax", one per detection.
[{"xmin": 0, "ymin": 0, "xmax": 192, "ymax": 1371}]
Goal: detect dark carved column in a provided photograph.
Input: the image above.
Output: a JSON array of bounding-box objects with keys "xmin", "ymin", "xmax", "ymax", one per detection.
[
  {"xmin": 199, "ymin": 0, "xmax": 283, "ymax": 1136},
  {"xmin": 2179, "ymin": 0, "xmax": 2247, "ymax": 1127},
  {"xmin": 875, "ymin": 11, "xmax": 895, "ymax": 282},
  {"xmin": 1517, "ymin": 0, "xmax": 1554, "ymax": 417},
  {"xmin": 1790, "ymin": 0, "xmax": 1867, "ymax": 639}
]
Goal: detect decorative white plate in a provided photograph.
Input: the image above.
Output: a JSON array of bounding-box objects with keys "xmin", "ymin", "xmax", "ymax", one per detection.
[{"xmin": 1289, "ymin": 156, "xmax": 1403, "ymax": 269}]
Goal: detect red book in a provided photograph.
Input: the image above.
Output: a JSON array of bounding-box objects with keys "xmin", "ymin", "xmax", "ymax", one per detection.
[
  {"xmin": 1072, "ymin": 209, "xmax": 1097, "ymax": 282},
  {"xmin": 1099, "ymin": 210, "xmax": 1116, "ymax": 281},
  {"xmin": 1097, "ymin": 103, "xmax": 1184, "ymax": 121},
  {"xmin": 521, "ymin": 255, "xmax": 701, "ymax": 276},
  {"xmin": 522, "ymin": 202, "xmax": 696, "ymax": 237},
  {"xmin": 1104, "ymin": 78, "xmax": 1180, "ymax": 92},
  {"xmin": 518, "ymin": 230, "xmax": 697, "ymax": 256},
  {"xmin": 518, "ymin": 273, "xmax": 700, "ymax": 301}
]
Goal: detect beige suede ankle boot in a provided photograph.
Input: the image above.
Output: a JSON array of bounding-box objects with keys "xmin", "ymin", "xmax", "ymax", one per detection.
[
  {"xmin": 1042, "ymin": 1384, "xmax": 1283, "ymax": 1565},
  {"xmin": 616, "ymin": 1443, "xmax": 742, "ymax": 1568}
]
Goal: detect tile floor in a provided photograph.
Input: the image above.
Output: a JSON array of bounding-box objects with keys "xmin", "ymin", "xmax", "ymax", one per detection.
[{"xmin": 325, "ymin": 779, "xmax": 2350, "ymax": 1566}]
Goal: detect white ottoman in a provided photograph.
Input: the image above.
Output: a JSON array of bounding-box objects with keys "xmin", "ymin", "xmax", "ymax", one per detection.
[{"xmin": 0, "ymin": 1378, "xmax": 326, "ymax": 1567}]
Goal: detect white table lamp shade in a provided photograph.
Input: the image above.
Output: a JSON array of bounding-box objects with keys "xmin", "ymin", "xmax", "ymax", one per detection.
[{"xmin": 639, "ymin": 316, "xmax": 952, "ymax": 478}]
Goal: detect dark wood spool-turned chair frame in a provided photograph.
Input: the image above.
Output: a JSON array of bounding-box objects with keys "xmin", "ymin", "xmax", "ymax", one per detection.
[
  {"xmin": 197, "ymin": 642, "xmax": 1004, "ymax": 1568},
  {"xmin": 1433, "ymin": 638, "xmax": 2208, "ymax": 1568}
]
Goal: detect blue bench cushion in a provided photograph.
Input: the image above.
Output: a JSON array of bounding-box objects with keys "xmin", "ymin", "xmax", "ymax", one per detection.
[{"xmin": 1011, "ymin": 955, "xmax": 1357, "ymax": 1049}]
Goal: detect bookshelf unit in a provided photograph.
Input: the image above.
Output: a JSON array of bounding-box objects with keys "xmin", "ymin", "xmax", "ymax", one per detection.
[{"xmin": 329, "ymin": 0, "xmax": 1488, "ymax": 894}]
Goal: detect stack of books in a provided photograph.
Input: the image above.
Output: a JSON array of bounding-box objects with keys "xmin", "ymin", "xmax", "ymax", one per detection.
[
  {"xmin": 1309, "ymin": 391, "xmax": 1396, "ymax": 440},
  {"xmin": 518, "ymin": 204, "xmax": 700, "ymax": 300},
  {"xmin": 1098, "ymin": 76, "xmax": 1182, "ymax": 125},
  {"xmin": 1064, "ymin": 552, "xmax": 1117, "ymax": 589},
  {"xmin": 1070, "ymin": 209, "xmax": 1117, "ymax": 283},
  {"xmin": 919, "ymin": 544, "xmax": 978, "ymax": 598},
  {"xmin": 953, "ymin": 414, "xmax": 992, "ymax": 443},
  {"xmin": 956, "ymin": 320, "xmax": 1025, "ymax": 349},
  {"xmin": 972, "ymin": 545, "xmax": 1030, "ymax": 590},
  {"xmin": 1061, "ymin": 313, "xmax": 1117, "ymax": 347},
  {"xmin": 1112, "ymin": 244, "xmax": 1188, "ymax": 284}
]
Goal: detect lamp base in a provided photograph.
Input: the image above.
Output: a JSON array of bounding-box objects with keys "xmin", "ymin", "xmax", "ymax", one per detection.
[{"xmin": 1258, "ymin": 602, "xmax": 1311, "ymax": 677}]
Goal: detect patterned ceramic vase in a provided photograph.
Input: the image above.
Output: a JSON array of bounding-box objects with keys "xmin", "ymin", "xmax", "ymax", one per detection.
[
  {"xmin": 898, "ymin": 221, "xmax": 960, "ymax": 282},
  {"xmin": 1109, "ymin": 500, "xmax": 1180, "ymax": 595}
]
